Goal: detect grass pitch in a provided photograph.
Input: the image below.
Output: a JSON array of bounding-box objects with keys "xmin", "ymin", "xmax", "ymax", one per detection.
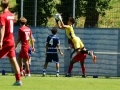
[{"xmin": 0, "ymin": 74, "xmax": 120, "ymax": 90}]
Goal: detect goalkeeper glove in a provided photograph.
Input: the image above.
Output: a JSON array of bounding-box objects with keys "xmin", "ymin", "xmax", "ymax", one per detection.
[{"xmin": 58, "ymin": 15, "xmax": 62, "ymax": 22}]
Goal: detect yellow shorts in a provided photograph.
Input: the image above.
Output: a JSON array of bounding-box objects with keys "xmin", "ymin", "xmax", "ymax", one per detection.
[{"xmin": 72, "ymin": 36, "xmax": 84, "ymax": 50}]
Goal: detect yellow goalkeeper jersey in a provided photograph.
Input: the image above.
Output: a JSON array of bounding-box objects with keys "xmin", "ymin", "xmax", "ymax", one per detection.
[{"xmin": 65, "ymin": 25, "xmax": 76, "ymax": 39}]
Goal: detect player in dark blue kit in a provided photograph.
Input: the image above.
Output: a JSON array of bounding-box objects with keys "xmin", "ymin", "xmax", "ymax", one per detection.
[{"xmin": 42, "ymin": 28, "xmax": 63, "ymax": 77}]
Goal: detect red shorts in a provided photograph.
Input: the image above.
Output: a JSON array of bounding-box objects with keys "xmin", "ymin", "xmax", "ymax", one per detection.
[
  {"xmin": 18, "ymin": 47, "xmax": 29, "ymax": 59},
  {"xmin": 73, "ymin": 54, "xmax": 86, "ymax": 62},
  {"xmin": 0, "ymin": 45, "xmax": 16, "ymax": 58}
]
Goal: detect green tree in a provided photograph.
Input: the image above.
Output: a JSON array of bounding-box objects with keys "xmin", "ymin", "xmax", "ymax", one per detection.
[
  {"xmin": 21, "ymin": 0, "xmax": 58, "ymax": 26},
  {"xmin": 84, "ymin": 0, "xmax": 112, "ymax": 28},
  {"xmin": 37, "ymin": 0, "xmax": 57, "ymax": 26},
  {"xmin": 17, "ymin": 0, "xmax": 112, "ymax": 27},
  {"xmin": 57, "ymin": 0, "xmax": 112, "ymax": 27}
]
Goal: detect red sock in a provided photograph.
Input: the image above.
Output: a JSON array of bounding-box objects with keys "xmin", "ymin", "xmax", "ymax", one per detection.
[
  {"xmin": 26, "ymin": 70, "xmax": 30, "ymax": 74},
  {"xmin": 20, "ymin": 68, "xmax": 23, "ymax": 72},
  {"xmin": 81, "ymin": 66, "xmax": 86, "ymax": 75},
  {"xmin": 68, "ymin": 64, "xmax": 73, "ymax": 74},
  {"xmin": 15, "ymin": 74, "xmax": 21, "ymax": 82}
]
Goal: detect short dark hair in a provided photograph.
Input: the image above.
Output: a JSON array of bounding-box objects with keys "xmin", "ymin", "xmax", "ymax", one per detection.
[
  {"xmin": 51, "ymin": 28, "xmax": 57, "ymax": 35},
  {"xmin": 69, "ymin": 17, "xmax": 75, "ymax": 24},
  {"xmin": 1, "ymin": 0, "xmax": 9, "ymax": 8},
  {"xmin": 19, "ymin": 17, "xmax": 27, "ymax": 25}
]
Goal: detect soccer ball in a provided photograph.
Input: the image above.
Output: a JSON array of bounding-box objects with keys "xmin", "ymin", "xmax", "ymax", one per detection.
[{"xmin": 54, "ymin": 14, "xmax": 60, "ymax": 20}]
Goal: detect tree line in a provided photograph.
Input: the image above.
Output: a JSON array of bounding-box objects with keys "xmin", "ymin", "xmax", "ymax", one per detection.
[{"xmin": 16, "ymin": 0, "xmax": 112, "ymax": 28}]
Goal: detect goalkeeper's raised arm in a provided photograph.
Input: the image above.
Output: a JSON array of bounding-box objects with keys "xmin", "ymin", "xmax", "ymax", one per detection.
[{"xmin": 55, "ymin": 14, "xmax": 68, "ymax": 29}]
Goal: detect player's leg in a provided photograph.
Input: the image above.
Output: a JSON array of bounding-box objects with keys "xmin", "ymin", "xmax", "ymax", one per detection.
[
  {"xmin": 53, "ymin": 53, "xmax": 59, "ymax": 77},
  {"xmin": 23, "ymin": 63, "xmax": 25, "ymax": 70},
  {"xmin": 28, "ymin": 57, "xmax": 31, "ymax": 69},
  {"xmin": 79, "ymin": 54, "xmax": 86, "ymax": 78},
  {"xmin": 80, "ymin": 49, "xmax": 96, "ymax": 63},
  {"xmin": 43, "ymin": 62, "xmax": 49, "ymax": 76},
  {"xmin": 24, "ymin": 57, "xmax": 31, "ymax": 76},
  {"xmin": 90, "ymin": 51, "xmax": 96, "ymax": 63},
  {"xmin": 72, "ymin": 37, "xmax": 96, "ymax": 63},
  {"xmin": 17, "ymin": 57, "xmax": 23, "ymax": 76},
  {"xmin": 20, "ymin": 47, "xmax": 31, "ymax": 77},
  {"xmin": 28, "ymin": 47, "xmax": 32, "ymax": 70},
  {"xmin": 80, "ymin": 61, "xmax": 86, "ymax": 78},
  {"xmin": 9, "ymin": 57, "xmax": 22, "ymax": 85},
  {"xmin": 72, "ymin": 40, "xmax": 96, "ymax": 63},
  {"xmin": 55, "ymin": 62, "xmax": 59, "ymax": 77},
  {"xmin": 18, "ymin": 49, "xmax": 26, "ymax": 76},
  {"xmin": 23, "ymin": 58, "xmax": 30, "ymax": 77},
  {"xmin": 22, "ymin": 60, "xmax": 26, "ymax": 76},
  {"xmin": 66, "ymin": 58, "xmax": 76, "ymax": 77},
  {"xmin": 43, "ymin": 53, "xmax": 52, "ymax": 76},
  {"xmin": 7, "ymin": 46, "xmax": 22, "ymax": 85}
]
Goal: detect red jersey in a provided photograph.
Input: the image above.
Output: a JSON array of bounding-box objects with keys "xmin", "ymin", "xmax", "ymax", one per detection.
[
  {"xmin": 18, "ymin": 26, "xmax": 32, "ymax": 49},
  {"xmin": 0, "ymin": 11, "xmax": 14, "ymax": 46}
]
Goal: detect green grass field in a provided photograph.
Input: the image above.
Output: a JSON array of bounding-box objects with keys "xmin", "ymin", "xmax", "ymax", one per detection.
[{"xmin": 0, "ymin": 74, "xmax": 120, "ymax": 90}]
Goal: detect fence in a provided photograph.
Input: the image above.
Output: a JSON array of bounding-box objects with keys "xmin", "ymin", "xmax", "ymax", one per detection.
[
  {"xmin": 16, "ymin": 0, "xmax": 120, "ymax": 28},
  {"xmin": 0, "ymin": 27, "xmax": 120, "ymax": 77}
]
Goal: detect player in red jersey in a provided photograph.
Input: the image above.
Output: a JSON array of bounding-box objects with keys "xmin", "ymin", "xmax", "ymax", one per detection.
[
  {"xmin": 66, "ymin": 39, "xmax": 87, "ymax": 77},
  {"xmin": 15, "ymin": 17, "xmax": 35, "ymax": 77},
  {"xmin": 0, "ymin": 0, "xmax": 22, "ymax": 85}
]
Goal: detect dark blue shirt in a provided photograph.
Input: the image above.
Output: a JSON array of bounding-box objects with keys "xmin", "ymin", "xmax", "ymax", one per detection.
[{"xmin": 46, "ymin": 35, "xmax": 60, "ymax": 53}]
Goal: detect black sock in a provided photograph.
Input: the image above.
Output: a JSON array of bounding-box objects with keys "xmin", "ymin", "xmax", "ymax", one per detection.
[
  {"xmin": 23, "ymin": 65, "xmax": 25, "ymax": 70},
  {"xmin": 80, "ymin": 50, "xmax": 91, "ymax": 55}
]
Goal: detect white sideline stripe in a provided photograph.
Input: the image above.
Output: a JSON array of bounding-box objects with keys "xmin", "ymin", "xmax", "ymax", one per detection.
[{"xmin": 94, "ymin": 52, "xmax": 120, "ymax": 54}]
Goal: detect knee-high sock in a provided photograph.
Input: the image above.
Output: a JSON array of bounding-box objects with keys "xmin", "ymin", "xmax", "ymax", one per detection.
[
  {"xmin": 81, "ymin": 66, "xmax": 86, "ymax": 75},
  {"xmin": 20, "ymin": 68, "xmax": 23, "ymax": 72},
  {"xmin": 15, "ymin": 74, "xmax": 21, "ymax": 82},
  {"xmin": 68, "ymin": 64, "xmax": 73, "ymax": 74},
  {"xmin": 26, "ymin": 70, "xmax": 30, "ymax": 74}
]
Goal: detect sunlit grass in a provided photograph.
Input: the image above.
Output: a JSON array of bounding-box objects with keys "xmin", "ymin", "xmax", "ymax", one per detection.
[
  {"xmin": 0, "ymin": 0, "xmax": 17, "ymax": 13},
  {"xmin": 0, "ymin": 74, "xmax": 120, "ymax": 90},
  {"xmin": 9, "ymin": 0, "xmax": 16, "ymax": 8},
  {"xmin": 98, "ymin": 0, "xmax": 120, "ymax": 28}
]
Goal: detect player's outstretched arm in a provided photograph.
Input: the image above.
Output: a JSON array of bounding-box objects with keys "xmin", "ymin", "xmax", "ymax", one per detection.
[
  {"xmin": 15, "ymin": 37, "xmax": 20, "ymax": 48},
  {"xmin": 57, "ymin": 45, "xmax": 63, "ymax": 56},
  {"xmin": 45, "ymin": 43, "xmax": 48, "ymax": 56},
  {"xmin": 55, "ymin": 15, "xmax": 67, "ymax": 29},
  {"xmin": 58, "ymin": 15, "xmax": 68, "ymax": 28},
  {"xmin": 32, "ymin": 38, "xmax": 35, "ymax": 42},
  {"xmin": 60, "ymin": 20, "xmax": 68, "ymax": 28},
  {"xmin": 67, "ymin": 46, "xmax": 71, "ymax": 50},
  {"xmin": 56, "ymin": 20, "xmax": 68, "ymax": 29},
  {"xmin": 55, "ymin": 19, "xmax": 64, "ymax": 29},
  {"xmin": 30, "ymin": 35, "xmax": 35, "ymax": 52},
  {"xmin": 0, "ymin": 26, "xmax": 5, "ymax": 50}
]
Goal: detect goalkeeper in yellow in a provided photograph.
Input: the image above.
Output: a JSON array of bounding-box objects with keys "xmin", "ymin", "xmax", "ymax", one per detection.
[{"xmin": 55, "ymin": 15, "xmax": 96, "ymax": 63}]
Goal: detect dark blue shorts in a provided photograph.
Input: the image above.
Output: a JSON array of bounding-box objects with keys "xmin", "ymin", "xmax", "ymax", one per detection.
[
  {"xmin": 45, "ymin": 53, "xmax": 59, "ymax": 63},
  {"xmin": 28, "ymin": 47, "xmax": 32, "ymax": 57}
]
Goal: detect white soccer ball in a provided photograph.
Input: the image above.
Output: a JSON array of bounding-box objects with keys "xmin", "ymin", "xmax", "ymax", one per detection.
[{"xmin": 54, "ymin": 14, "xmax": 60, "ymax": 20}]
